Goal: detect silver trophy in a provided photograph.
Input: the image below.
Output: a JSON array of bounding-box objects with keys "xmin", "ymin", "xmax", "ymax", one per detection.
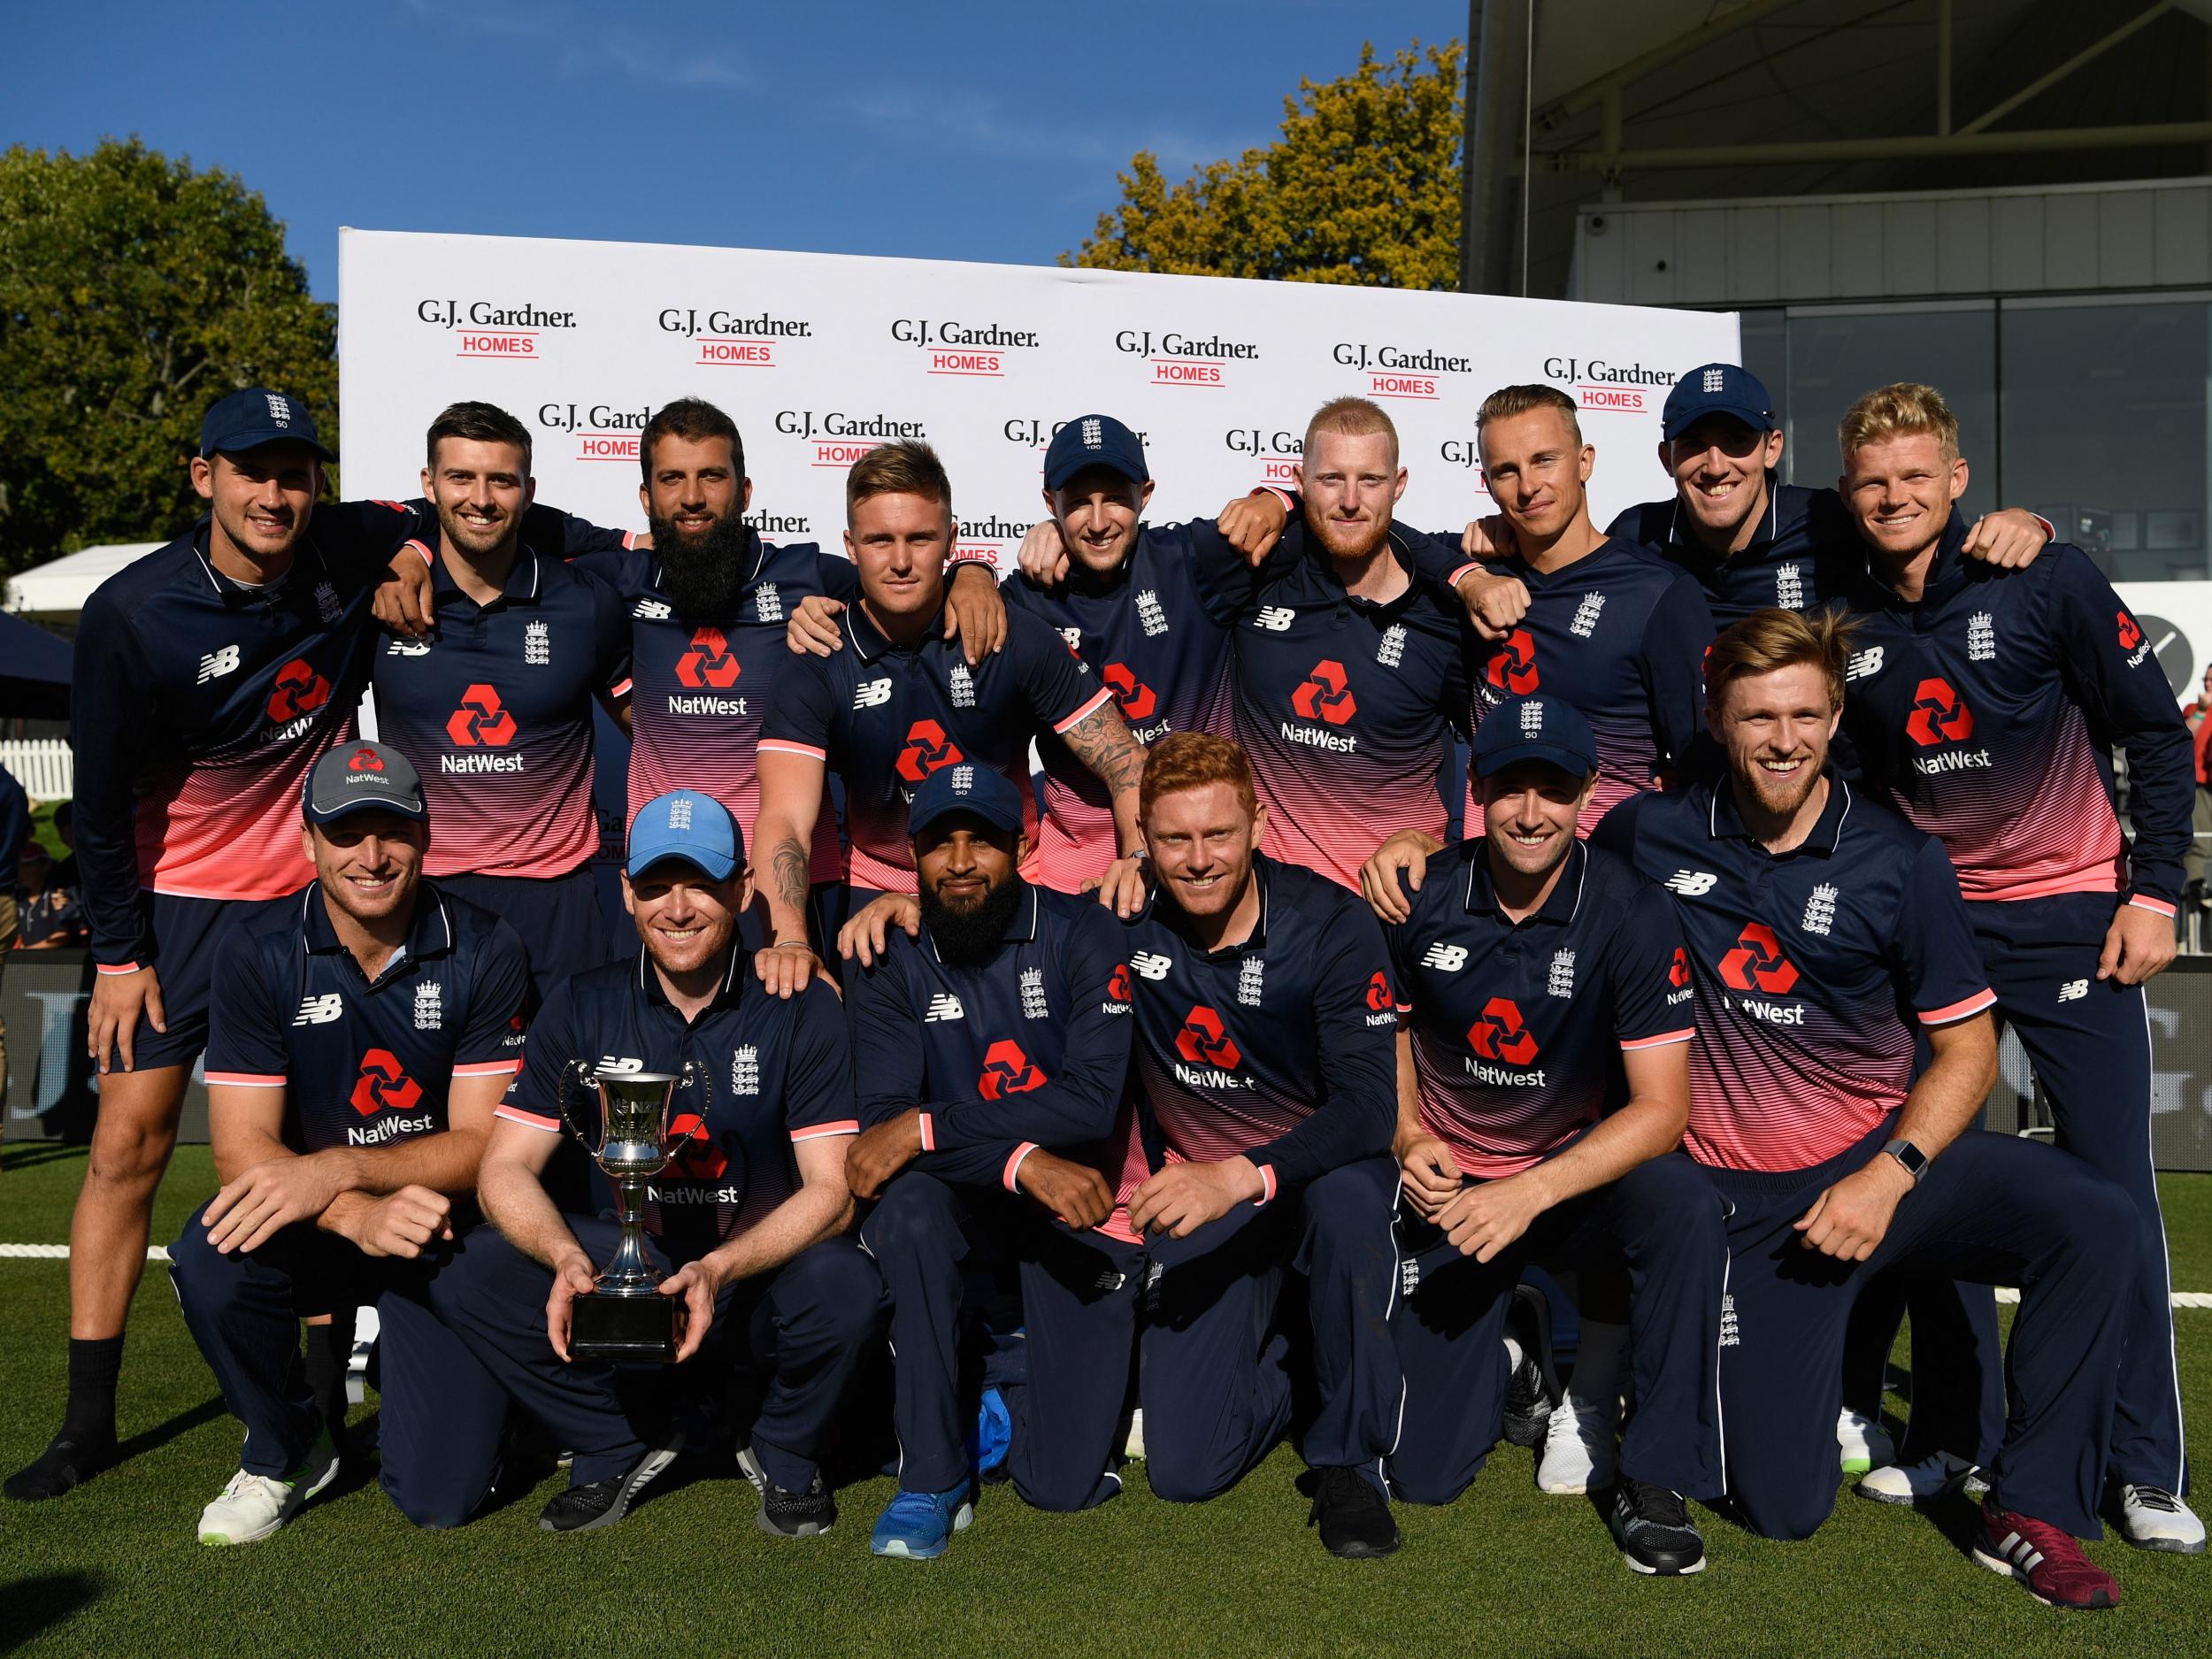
[{"xmin": 557, "ymin": 1059, "xmax": 710, "ymax": 1363}]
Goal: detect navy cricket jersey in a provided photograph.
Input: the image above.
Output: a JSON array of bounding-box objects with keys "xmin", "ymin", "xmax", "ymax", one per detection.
[
  {"xmin": 372, "ymin": 538, "xmax": 631, "ymax": 879},
  {"xmin": 572, "ymin": 538, "xmax": 854, "ymax": 885},
  {"xmin": 847, "ymin": 880, "xmax": 1132, "ymax": 1195},
  {"xmin": 496, "ymin": 952, "xmax": 856, "ymax": 1249},
  {"xmin": 759, "ymin": 603, "xmax": 1113, "ymax": 895},
  {"xmin": 1839, "ymin": 514, "xmax": 2194, "ymax": 914},
  {"xmin": 1598, "ymin": 481, "xmax": 1863, "ymax": 630},
  {"xmin": 71, "ymin": 502, "xmax": 427, "ymax": 972},
  {"xmin": 1192, "ymin": 518, "xmax": 1474, "ymax": 892},
  {"xmin": 1118, "ymin": 855, "xmax": 1397, "ymax": 1203},
  {"xmin": 1386, "ymin": 839, "xmax": 1694, "ymax": 1179},
  {"xmin": 1001, "ymin": 525, "xmax": 1235, "ymax": 892},
  {"xmin": 1462, "ymin": 539, "xmax": 1714, "ymax": 832},
  {"xmin": 1594, "ymin": 776, "xmax": 1993, "ymax": 1172},
  {"xmin": 204, "ymin": 882, "xmax": 531, "ymax": 1154}
]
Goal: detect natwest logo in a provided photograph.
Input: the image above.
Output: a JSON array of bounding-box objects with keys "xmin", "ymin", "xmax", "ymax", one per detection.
[
  {"xmin": 349, "ymin": 1048, "xmax": 424, "ymax": 1117},
  {"xmin": 1102, "ymin": 663, "xmax": 1156, "ymax": 722},
  {"xmin": 447, "ymin": 684, "xmax": 518, "ymax": 747},
  {"xmin": 266, "ymin": 658, "xmax": 330, "ymax": 724},
  {"xmin": 666, "ymin": 1110, "xmax": 729, "ymax": 1178},
  {"xmin": 1290, "ymin": 659, "xmax": 1356, "ymax": 726},
  {"xmin": 1905, "ymin": 677, "xmax": 1974, "ymax": 746},
  {"xmin": 675, "ymin": 627, "xmax": 741, "ymax": 689},
  {"xmin": 418, "ymin": 297, "xmax": 576, "ymax": 358},
  {"xmin": 1175, "ymin": 1004, "xmax": 1242, "ymax": 1069},
  {"xmin": 979, "ymin": 1039, "xmax": 1047, "ymax": 1100},
  {"xmin": 1717, "ymin": 924, "xmax": 1799, "ymax": 995},
  {"xmin": 1486, "ymin": 630, "xmax": 1540, "ymax": 695},
  {"xmin": 1668, "ymin": 948, "xmax": 1692, "ymax": 990},
  {"xmin": 1467, "ymin": 997, "xmax": 1540, "ymax": 1066},
  {"xmin": 896, "ymin": 719, "xmax": 963, "ymax": 784}
]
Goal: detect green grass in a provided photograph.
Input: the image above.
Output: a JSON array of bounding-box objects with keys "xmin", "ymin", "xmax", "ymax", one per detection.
[{"xmin": 3, "ymin": 1147, "xmax": 2208, "ymax": 1658}]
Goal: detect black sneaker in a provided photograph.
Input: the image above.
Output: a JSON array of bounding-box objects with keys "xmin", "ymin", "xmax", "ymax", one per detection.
[
  {"xmin": 1609, "ymin": 1477, "xmax": 1706, "ymax": 1575},
  {"xmin": 737, "ymin": 1446, "xmax": 837, "ymax": 1539},
  {"xmin": 538, "ymin": 1440, "xmax": 680, "ymax": 1533},
  {"xmin": 1502, "ymin": 1284, "xmax": 1558, "ymax": 1449},
  {"xmin": 4, "ymin": 1430, "xmax": 115, "ymax": 1502},
  {"xmin": 1311, "ymin": 1465, "xmax": 1402, "ymax": 1559}
]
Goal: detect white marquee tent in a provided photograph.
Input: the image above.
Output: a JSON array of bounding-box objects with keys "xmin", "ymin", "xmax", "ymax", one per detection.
[{"xmin": 5, "ymin": 542, "xmax": 163, "ymax": 619}]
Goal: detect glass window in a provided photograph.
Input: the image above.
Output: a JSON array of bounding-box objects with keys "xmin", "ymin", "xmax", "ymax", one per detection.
[
  {"xmin": 1782, "ymin": 304, "xmax": 1996, "ymax": 518},
  {"xmin": 2000, "ymin": 299, "xmax": 2209, "ymax": 582}
]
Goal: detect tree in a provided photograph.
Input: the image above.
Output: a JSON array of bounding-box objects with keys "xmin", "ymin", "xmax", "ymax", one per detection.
[
  {"xmin": 1063, "ymin": 40, "xmax": 1464, "ymax": 290},
  {"xmin": 0, "ymin": 138, "xmax": 335, "ymax": 577}
]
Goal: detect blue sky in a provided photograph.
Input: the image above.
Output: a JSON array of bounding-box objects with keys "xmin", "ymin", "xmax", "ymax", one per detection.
[{"xmin": 8, "ymin": 1, "xmax": 1464, "ymax": 299}]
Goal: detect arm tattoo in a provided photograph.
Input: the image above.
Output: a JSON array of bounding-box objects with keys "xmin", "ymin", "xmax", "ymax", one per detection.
[
  {"xmin": 1061, "ymin": 703, "xmax": 1147, "ymax": 797},
  {"xmin": 770, "ymin": 837, "xmax": 810, "ymax": 915}
]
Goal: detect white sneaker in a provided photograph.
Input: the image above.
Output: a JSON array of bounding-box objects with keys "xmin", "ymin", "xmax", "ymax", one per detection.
[
  {"xmin": 197, "ymin": 1434, "xmax": 339, "ymax": 1546},
  {"xmin": 1837, "ymin": 1408, "xmax": 1895, "ymax": 1476},
  {"xmin": 1120, "ymin": 1409, "xmax": 1145, "ymax": 1463},
  {"xmin": 1537, "ymin": 1392, "xmax": 1618, "ymax": 1494},
  {"xmin": 2116, "ymin": 1484, "xmax": 2207, "ymax": 1554},
  {"xmin": 1857, "ymin": 1450, "xmax": 1987, "ymax": 1505}
]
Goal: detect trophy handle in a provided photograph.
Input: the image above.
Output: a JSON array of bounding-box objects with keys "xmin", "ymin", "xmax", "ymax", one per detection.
[
  {"xmin": 556, "ymin": 1058, "xmax": 603, "ymax": 1156},
  {"xmin": 674, "ymin": 1057, "xmax": 713, "ymax": 1147}
]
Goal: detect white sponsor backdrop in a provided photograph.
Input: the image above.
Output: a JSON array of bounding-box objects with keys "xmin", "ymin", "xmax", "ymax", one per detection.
[
  {"xmin": 338, "ymin": 229, "xmax": 1738, "ymax": 562},
  {"xmin": 2116, "ymin": 582, "xmax": 2212, "ymax": 706}
]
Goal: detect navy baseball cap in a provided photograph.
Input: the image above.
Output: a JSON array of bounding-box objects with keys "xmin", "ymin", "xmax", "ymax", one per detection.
[
  {"xmin": 626, "ymin": 789, "xmax": 741, "ymax": 881},
  {"xmin": 1662, "ymin": 364, "xmax": 1776, "ymax": 441},
  {"xmin": 908, "ymin": 761, "xmax": 1025, "ymax": 840},
  {"xmin": 200, "ymin": 388, "xmax": 336, "ymax": 463},
  {"xmin": 304, "ymin": 741, "xmax": 427, "ymax": 825},
  {"xmin": 1471, "ymin": 694, "xmax": 1597, "ymax": 782},
  {"xmin": 1043, "ymin": 414, "xmax": 1148, "ymax": 491}
]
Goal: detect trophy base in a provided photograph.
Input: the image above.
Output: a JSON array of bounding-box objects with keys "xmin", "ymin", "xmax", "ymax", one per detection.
[{"xmin": 569, "ymin": 1292, "xmax": 678, "ymax": 1363}]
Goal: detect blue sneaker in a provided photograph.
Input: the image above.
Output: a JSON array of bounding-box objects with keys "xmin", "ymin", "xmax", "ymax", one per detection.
[
  {"xmin": 972, "ymin": 1386, "xmax": 1012, "ymax": 1478},
  {"xmin": 871, "ymin": 1483, "xmax": 974, "ymax": 1560}
]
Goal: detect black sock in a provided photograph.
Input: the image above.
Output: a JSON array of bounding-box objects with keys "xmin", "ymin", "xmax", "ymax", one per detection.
[
  {"xmin": 62, "ymin": 1336, "xmax": 125, "ymax": 1442},
  {"xmin": 303, "ymin": 1316, "xmax": 355, "ymax": 1446}
]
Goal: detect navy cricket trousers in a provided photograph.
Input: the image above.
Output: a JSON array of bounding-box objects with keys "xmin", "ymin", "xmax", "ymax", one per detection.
[
  {"xmin": 1003, "ymin": 1155, "xmax": 1404, "ymax": 1509},
  {"xmin": 1390, "ymin": 1151, "xmax": 1728, "ymax": 1505},
  {"xmin": 429, "ymin": 1219, "xmax": 883, "ymax": 1495},
  {"xmin": 1709, "ymin": 1121, "xmax": 2133, "ymax": 1541},
  {"xmin": 169, "ymin": 1202, "xmax": 508, "ymax": 1528}
]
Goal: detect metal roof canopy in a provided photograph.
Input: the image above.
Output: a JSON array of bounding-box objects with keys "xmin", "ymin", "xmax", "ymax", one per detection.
[{"xmin": 1463, "ymin": 0, "xmax": 2212, "ymax": 297}]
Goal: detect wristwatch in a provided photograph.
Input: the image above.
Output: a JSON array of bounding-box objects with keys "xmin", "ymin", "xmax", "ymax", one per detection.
[{"xmin": 1882, "ymin": 1139, "xmax": 1929, "ymax": 1186}]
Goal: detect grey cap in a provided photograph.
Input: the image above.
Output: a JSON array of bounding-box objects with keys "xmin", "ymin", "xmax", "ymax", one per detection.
[{"xmin": 304, "ymin": 741, "xmax": 427, "ymax": 825}]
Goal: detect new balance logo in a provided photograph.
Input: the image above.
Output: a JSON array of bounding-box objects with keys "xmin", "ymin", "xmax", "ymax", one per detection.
[
  {"xmin": 1845, "ymin": 646, "xmax": 1885, "ymax": 682},
  {"xmin": 633, "ymin": 598, "xmax": 672, "ymax": 620},
  {"xmin": 1664, "ymin": 870, "xmax": 1718, "ymax": 896},
  {"xmin": 595, "ymin": 1055, "xmax": 645, "ymax": 1075},
  {"xmin": 196, "ymin": 645, "xmax": 241, "ymax": 684},
  {"xmin": 854, "ymin": 677, "xmax": 893, "ymax": 709},
  {"xmin": 2058, "ymin": 979, "xmax": 2089, "ymax": 1002},
  {"xmin": 385, "ymin": 638, "xmax": 430, "ymax": 657},
  {"xmin": 923, "ymin": 994, "xmax": 965, "ymax": 1022},
  {"xmin": 1418, "ymin": 942, "xmax": 1467, "ymax": 972},
  {"xmin": 1254, "ymin": 606, "xmax": 1295, "ymax": 633},
  {"xmin": 293, "ymin": 995, "xmax": 343, "ymax": 1025},
  {"xmin": 1130, "ymin": 951, "xmax": 1172, "ymax": 980}
]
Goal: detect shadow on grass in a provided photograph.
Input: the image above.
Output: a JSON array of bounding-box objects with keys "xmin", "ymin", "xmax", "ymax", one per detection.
[
  {"xmin": 0, "ymin": 1569, "xmax": 103, "ymax": 1648},
  {"xmin": 0, "ymin": 1142, "xmax": 89, "ymax": 1172},
  {"xmin": 113, "ymin": 1396, "xmax": 229, "ymax": 1464}
]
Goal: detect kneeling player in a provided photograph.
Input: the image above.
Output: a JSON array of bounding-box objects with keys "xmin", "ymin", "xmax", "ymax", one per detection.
[
  {"xmin": 841, "ymin": 764, "xmax": 1133, "ymax": 1558},
  {"xmin": 169, "ymin": 742, "xmax": 531, "ymax": 1542},
  {"xmin": 1599, "ymin": 608, "xmax": 2137, "ymax": 1610},
  {"xmin": 1384, "ymin": 694, "xmax": 1724, "ymax": 1574},
  {"xmin": 434, "ymin": 791, "xmax": 881, "ymax": 1535}
]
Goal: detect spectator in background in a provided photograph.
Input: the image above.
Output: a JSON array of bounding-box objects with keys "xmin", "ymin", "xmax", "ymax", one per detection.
[
  {"xmin": 2185, "ymin": 663, "xmax": 2212, "ymax": 916},
  {"xmin": 19, "ymin": 843, "xmax": 88, "ymax": 949},
  {"xmin": 50, "ymin": 800, "xmax": 80, "ymax": 894},
  {"xmin": 0, "ymin": 764, "xmax": 27, "ymax": 1133}
]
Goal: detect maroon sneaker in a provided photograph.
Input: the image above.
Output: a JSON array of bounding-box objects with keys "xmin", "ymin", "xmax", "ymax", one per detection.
[{"xmin": 1972, "ymin": 1499, "xmax": 2120, "ymax": 1610}]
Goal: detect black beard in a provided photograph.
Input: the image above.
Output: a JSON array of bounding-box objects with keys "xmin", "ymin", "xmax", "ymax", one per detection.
[
  {"xmin": 651, "ymin": 511, "xmax": 752, "ymax": 620},
  {"xmin": 918, "ymin": 875, "xmax": 1023, "ymax": 966}
]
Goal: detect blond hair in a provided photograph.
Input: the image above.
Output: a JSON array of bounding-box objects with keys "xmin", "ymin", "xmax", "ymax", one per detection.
[
  {"xmin": 847, "ymin": 439, "xmax": 951, "ymax": 514},
  {"xmin": 1303, "ymin": 397, "xmax": 1399, "ymax": 468},
  {"xmin": 1706, "ymin": 606, "xmax": 1857, "ymax": 715},
  {"xmin": 1477, "ymin": 383, "xmax": 1583, "ymax": 447},
  {"xmin": 1839, "ymin": 382, "xmax": 1960, "ymax": 466}
]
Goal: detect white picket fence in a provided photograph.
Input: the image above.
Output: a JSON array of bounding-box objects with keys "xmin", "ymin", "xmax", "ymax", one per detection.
[{"xmin": 0, "ymin": 739, "xmax": 72, "ymax": 801}]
